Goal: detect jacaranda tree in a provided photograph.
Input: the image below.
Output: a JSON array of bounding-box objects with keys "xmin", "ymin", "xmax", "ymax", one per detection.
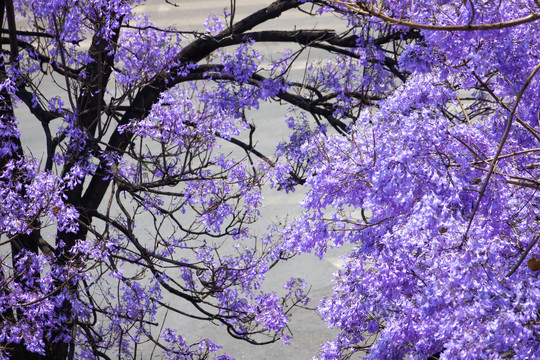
[
  {"xmin": 283, "ymin": 1, "xmax": 540, "ymax": 359},
  {"xmin": 0, "ymin": 0, "xmax": 538, "ymax": 359}
]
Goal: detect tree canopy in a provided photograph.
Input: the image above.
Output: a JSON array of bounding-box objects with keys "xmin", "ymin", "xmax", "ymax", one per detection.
[{"xmin": 0, "ymin": 0, "xmax": 539, "ymax": 359}]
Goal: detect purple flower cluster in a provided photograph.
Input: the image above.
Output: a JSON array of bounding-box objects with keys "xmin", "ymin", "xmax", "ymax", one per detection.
[{"xmin": 278, "ymin": 1, "xmax": 540, "ymax": 358}]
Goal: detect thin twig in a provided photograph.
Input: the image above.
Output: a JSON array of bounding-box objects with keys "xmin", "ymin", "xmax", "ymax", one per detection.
[
  {"xmin": 332, "ymin": 0, "xmax": 540, "ymax": 31},
  {"xmin": 461, "ymin": 62, "xmax": 540, "ymax": 248},
  {"xmin": 506, "ymin": 234, "xmax": 540, "ymax": 277}
]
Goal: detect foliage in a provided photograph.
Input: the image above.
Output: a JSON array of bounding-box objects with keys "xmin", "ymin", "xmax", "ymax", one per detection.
[
  {"xmin": 284, "ymin": 1, "xmax": 540, "ymax": 359},
  {"xmin": 0, "ymin": 0, "xmax": 539, "ymax": 359}
]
